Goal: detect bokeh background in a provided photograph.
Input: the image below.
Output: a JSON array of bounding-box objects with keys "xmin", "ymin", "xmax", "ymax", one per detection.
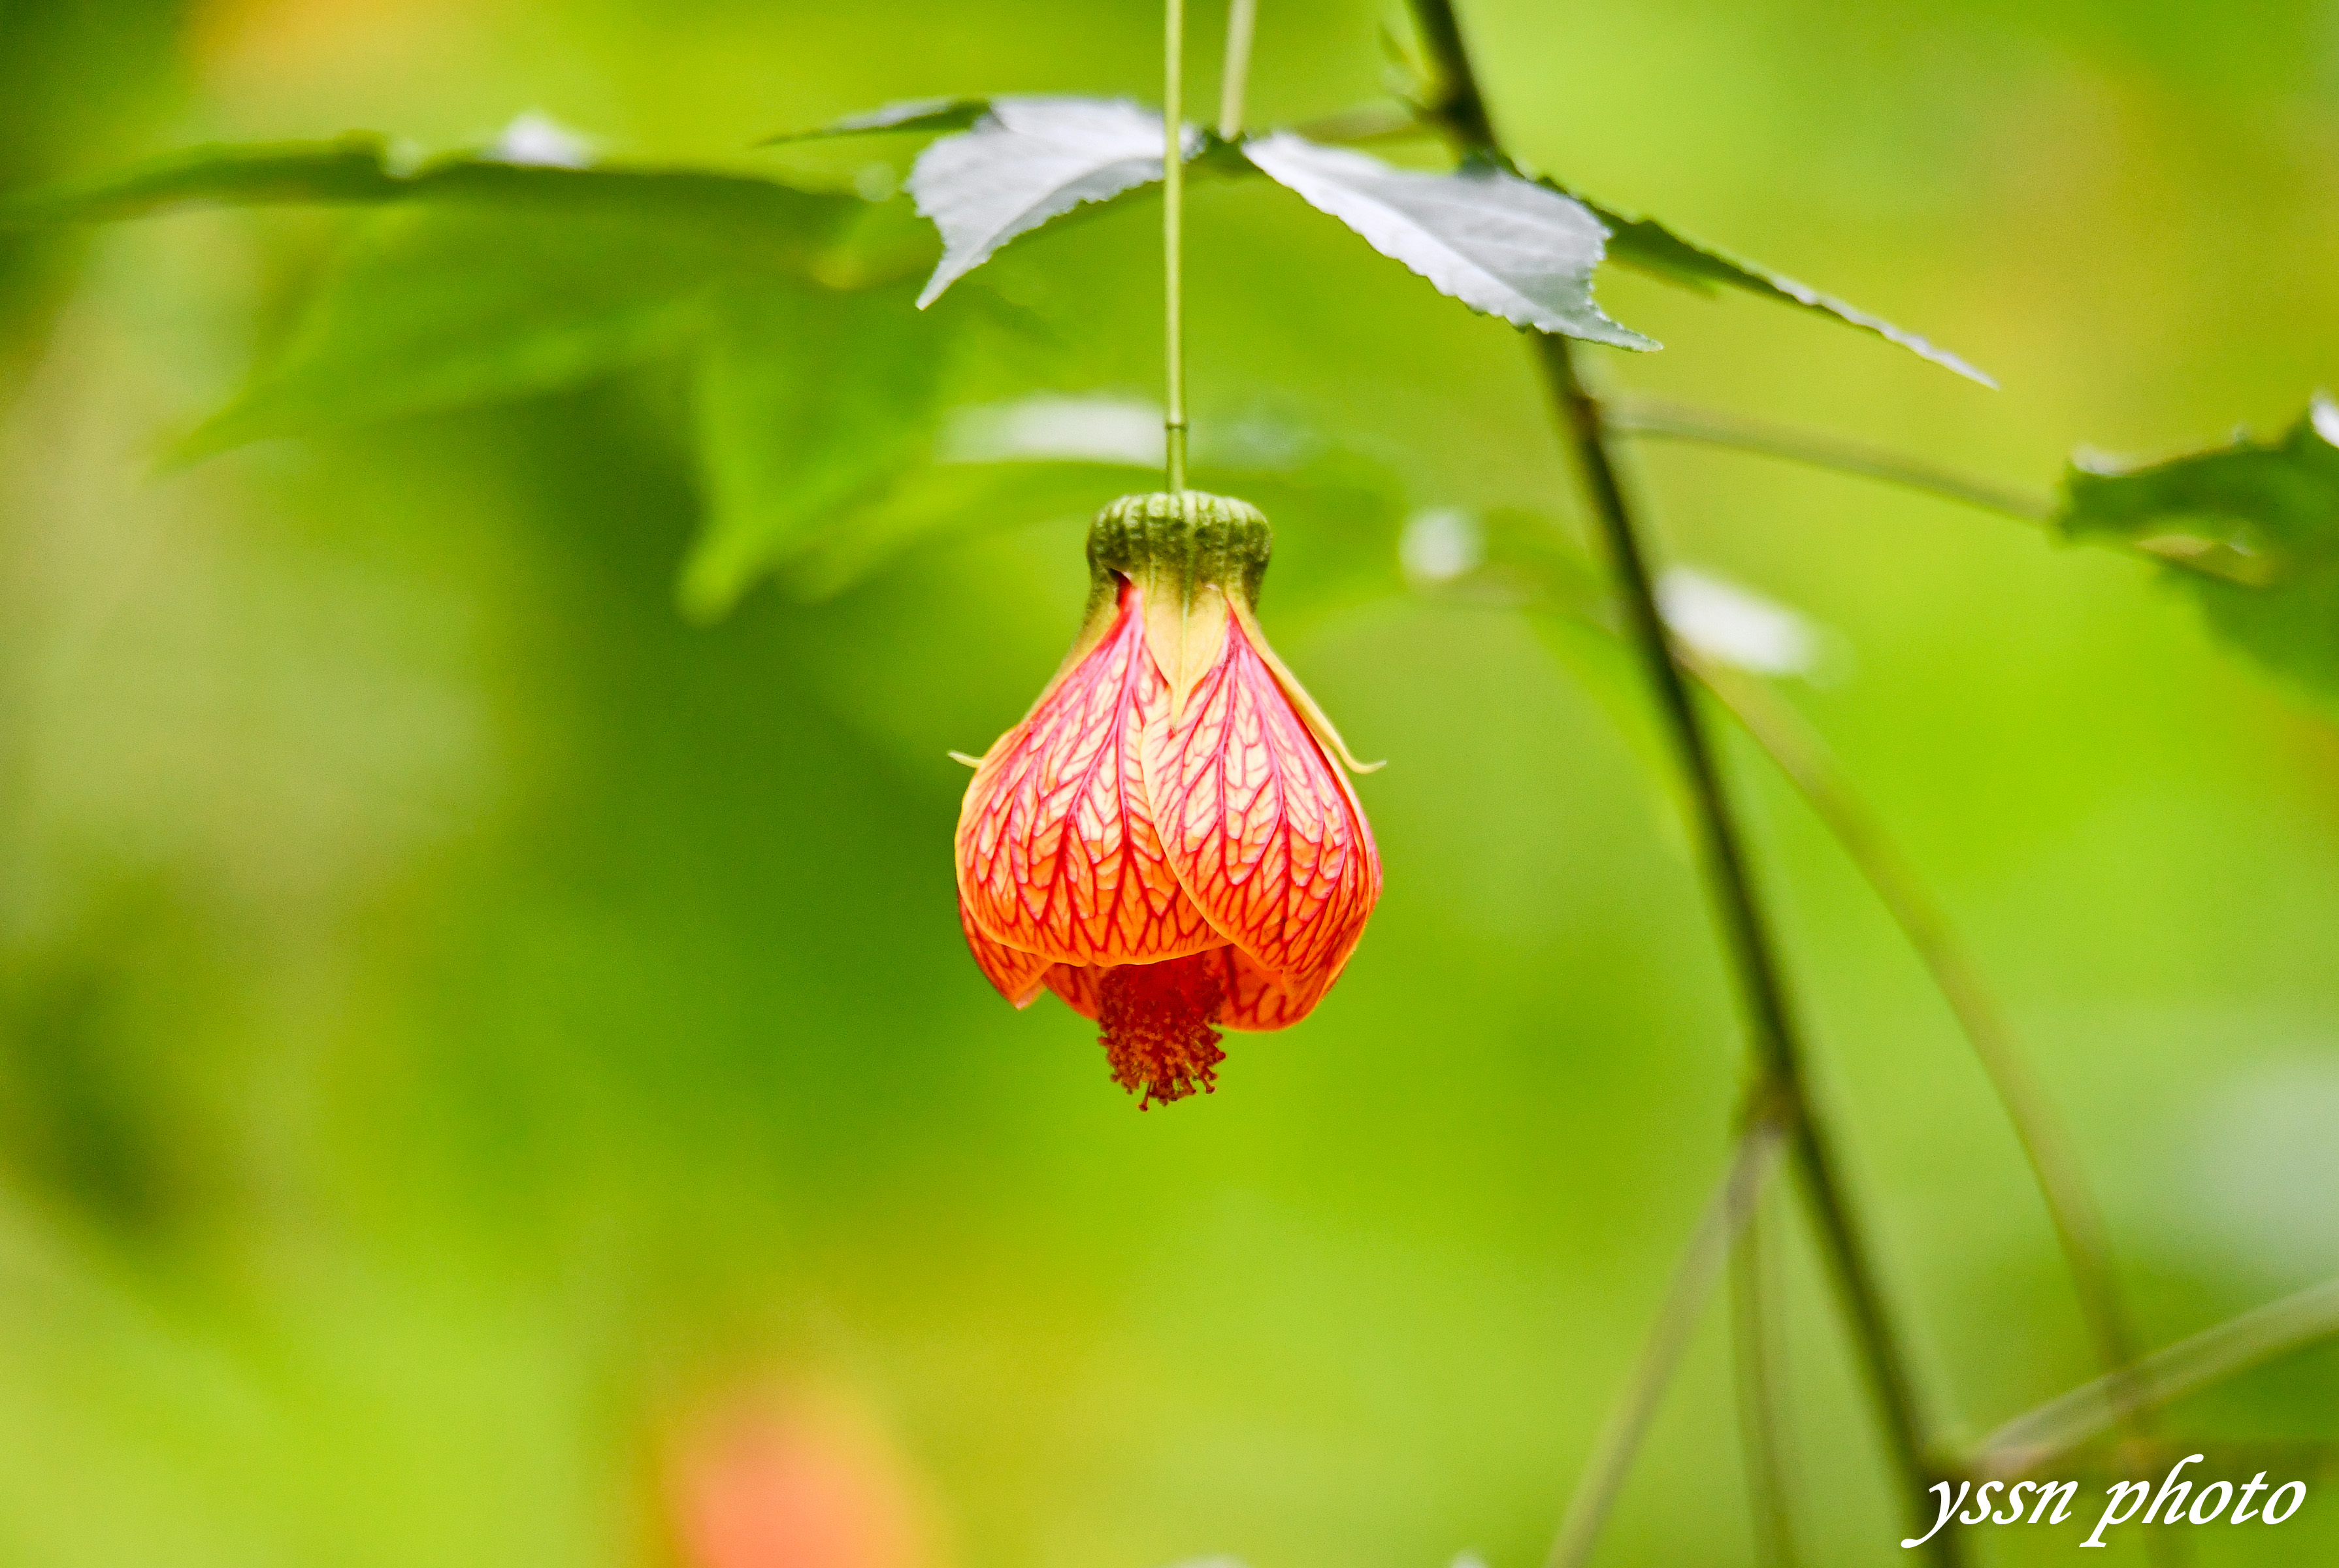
[{"xmin": 2, "ymin": 1, "xmax": 2336, "ymax": 1565}]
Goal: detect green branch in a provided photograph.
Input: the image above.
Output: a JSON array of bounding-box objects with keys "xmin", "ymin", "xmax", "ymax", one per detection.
[
  {"xmin": 1688, "ymin": 656, "xmax": 2192, "ymax": 1566},
  {"xmin": 1690, "ymin": 664, "xmax": 2153, "ymax": 1388},
  {"xmin": 1548, "ymin": 1109, "xmax": 1793, "ymax": 1568},
  {"xmin": 1400, "ymin": 5, "xmax": 1962, "ymax": 1561},
  {"xmin": 1733, "ymin": 1199, "xmax": 1801, "ymax": 1568},
  {"xmin": 1602, "ymin": 395, "xmax": 2053, "ymax": 524},
  {"xmin": 1605, "ymin": 395, "xmax": 2247, "ymax": 606},
  {"xmin": 1217, "ymin": 0, "xmax": 1260, "ymax": 140}
]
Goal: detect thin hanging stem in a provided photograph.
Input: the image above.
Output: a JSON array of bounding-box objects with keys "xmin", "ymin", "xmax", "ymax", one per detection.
[
  {"xmin": 1401, "ymin": 3, "xmax": 1960, "ymax": 1562},
  {"xmin": 1163, "ymin": 0, "xmax": 1189, "ymax": 492},
  {"xmin": 1733, "ymin": 1198, "xmax": 1800, "ymax": 1568},
  {"xmin": 1219, "ymin": 0, "xmax": 1260, "ymax": 139},
  {"xmin": 1546, "ymin": 1107, "xmax": 1792, "ymax": 1568},
  {"xmin": 1690, "ymin": 664, "xmax": 2157, "ymax": 1397},
  {"xmin": 1691, "ymin": 657, "xmax": 2189, "ymax": 1568}
]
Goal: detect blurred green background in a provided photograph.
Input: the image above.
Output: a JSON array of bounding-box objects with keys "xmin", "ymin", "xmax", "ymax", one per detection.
[{"xmin": 2, "ymin": 1, "xmax": 2336, "ymax": 1565}]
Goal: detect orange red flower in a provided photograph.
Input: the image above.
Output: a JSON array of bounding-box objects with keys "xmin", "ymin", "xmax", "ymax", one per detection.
[{"xmin": 955, "ymin": 492, "xmax": 1381, "ymax": 1106}]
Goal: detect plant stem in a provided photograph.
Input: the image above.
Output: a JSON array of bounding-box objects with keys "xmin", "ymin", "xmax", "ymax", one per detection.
[
  {"xmin": 1218, "ymin": 0, "xmax": 1260, "ymax": 140},
  {"xmin": 1692, "ymin": 668, "xmax": 2159, "ymax": 1364},
  {"xmin": 1535, "ymin": 334, "xmax": 1957, "ymax": 1564},
  {"xmin": 1607, "ymin": 395, "xmax": 2252, "ymax": 604},
  {"xmin": 1514, "ymin": 608, "xmax": 2170, "ymax": 1553},
  {"xmin": 1692, "ymin": 656, "xmax": 2187, "ymax": 1568},
  {"xmin": 1975, "ymin": 1275, "xmax": 2339, "ymax": 1477},
  {"xmin": 1603, "ymin": 395, "xmax": 2053, "ymax": 525},
  {"xmin": 1399, "ymin": 3, "xmax": 1959, "ymax": 1560},
  {"xmin": 1733, "ymin": 1200, "xmax": 1800, "ymax": 1568},
  {"xmin": 1163, "ymin": 0, "xmax": 1189, "ymax": 491},
  {"xmin": 1405, "ymin": 0, "xmax": 1498, "ymax": 148},
  {"xmin": 1546, "ymin": 1109, "xmax": 1791, "ymax": 1568}
]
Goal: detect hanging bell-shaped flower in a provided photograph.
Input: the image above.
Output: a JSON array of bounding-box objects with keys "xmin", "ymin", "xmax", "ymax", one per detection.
[{"xmin": 955, "ymin": 491, "xmax": 1382, "ymax": 1107}]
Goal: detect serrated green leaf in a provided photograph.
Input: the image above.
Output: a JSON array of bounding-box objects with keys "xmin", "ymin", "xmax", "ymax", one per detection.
[
  {"xmin": 759, "ymin": 97, "xmax": 992, "ymax": 145},
  {"xmin": 2059, "ymin": 400, "xmax": 2339, "ymax": 564},
  {"xmin": 682, "ymin": 280, "xmax": 947, "ymax": 618},
  {"xmin": 1211, "ymin": 107, "xmax": 1986, "ymax": 382},
  {"xmin": 0, "ymin": 125, "xmax": 1991, "ymax": 389},
  {"xmin": 172, "ymin": 204, "xmax": 798, "ymax": 462},
  {"xmin": 1547, "ymin": 181, "xmax": 1993, "ymax": 387},
  {"xmin": 1241, "ymin": 134, "xmax": 1655, "ymax": 350},
  {"xmin": 906, "ymin": 97, "xmax": 1196, "ymax": 308},
  {"xmin": 2059, "ymin": 397, "xmax": 2339, "ymax": 706}
]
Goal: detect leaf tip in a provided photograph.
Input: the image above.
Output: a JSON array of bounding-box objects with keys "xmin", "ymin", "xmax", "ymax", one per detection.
[
  {"xmin": 1577, "ymin": 320, "xmax": 1661, "ymax": 353},
  {"xmin": 1938, "ymin": 351, "xmax": 1999, "ymax": 391}
]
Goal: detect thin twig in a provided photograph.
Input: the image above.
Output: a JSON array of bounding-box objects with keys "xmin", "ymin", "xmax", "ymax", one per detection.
[
  {"xmin": 1974, "ymin": 1276, "xmax": 2339, "ymax": 1477},
  {"xmin": 1400, "ymin": 5, "xmax": 1963, "ymax": 1561},
  {"xmin": 1505, "ymin": 608, "xmax": 2177, "ymax": 1558},
  {"xmin": 1548, "ymin": 331, "xmax": 1957, "ymax": 1566},
  {"xmin": 1603, "ymin": 395, "xmax": 2053, "ymax": 525},
  {"xmin": 1733, "ymin": 1199, "xmax": 1800, "ymax": 1568},
  {"xmin": 1688, "ymin": 657, "xmax": 2190, "ymax": 1567},
  {"xmin": 1690, "ymin": 666, "xmax": 2152, "ymax": 1393},
  {"xmin": 1547, "ymin": 1109, "xmax": 1793, "ymax": 1568},
  {"xmin": 1606, "ymin": 395, "xmax": 2248, "ymax": 603},
  {"xmin": 1217, "ymin": 0, "xmax": 1260, "ymax": 140}
]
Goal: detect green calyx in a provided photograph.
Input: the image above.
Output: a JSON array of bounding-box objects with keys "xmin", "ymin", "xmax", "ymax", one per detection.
[{"xmin": 1088, "ymin": 491, "xmax": 1272, "ymax": 610}]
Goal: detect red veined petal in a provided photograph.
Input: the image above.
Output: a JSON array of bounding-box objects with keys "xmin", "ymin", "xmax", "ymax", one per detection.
[
  {"xmin": 1052, "ymin": 944, "xmax": 1337, "ymax": 1037},
  {"xmin": 960, "ymin": 898, "xmax": 1049, "ymax": 1007},
  {"xmin": 1140, "ymin": 610, "xmax": 1379, "ymax": 987},
  {"xmin": 1211, "ymin": 943, "xmax": 1342, "ymax": 1032},
  {"xmin": 1043, "ymin": 962, "xmax": 1104, "ymax": 1020},
  {"xmin": 956, "ymin": 578, "xmax": 1222, "ymax": 967}
]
